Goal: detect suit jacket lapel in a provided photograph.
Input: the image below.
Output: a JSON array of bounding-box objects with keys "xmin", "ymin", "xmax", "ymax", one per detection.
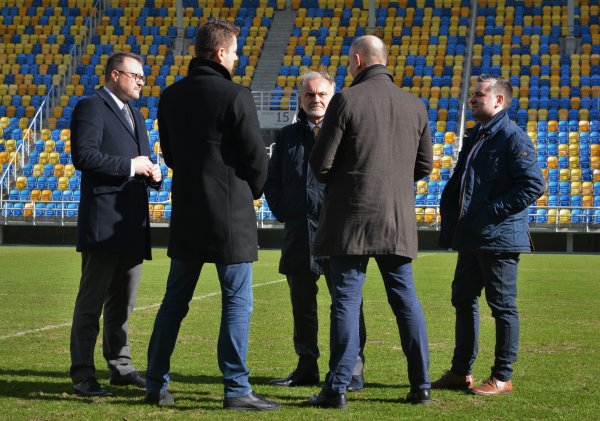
[{"xmin": 97, "ymin": 88, "xmax": 138, "ymax": 140}]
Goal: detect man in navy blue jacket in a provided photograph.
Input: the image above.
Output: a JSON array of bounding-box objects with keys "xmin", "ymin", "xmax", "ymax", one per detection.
[
  {"xmin": 264, "ymin": 71, "xmax": 367, "ymax": 391},
  {"xmin": 434, "ymin": 75, "xmax": 545, "ymax": 395}
]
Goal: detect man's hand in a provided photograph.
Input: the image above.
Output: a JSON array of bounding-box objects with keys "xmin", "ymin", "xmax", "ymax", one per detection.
[
  {"xmin": 132, "ymin": 156, "xmax": 154, "ymax": 176},
  {"xmin": 150, "ymin": 164, "xmax": 162, "ymax": 183}
]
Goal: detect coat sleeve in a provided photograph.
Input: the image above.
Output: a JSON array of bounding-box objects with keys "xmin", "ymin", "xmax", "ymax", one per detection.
[
  {"xmin": 232, "ymin": 89, "xmax": 268, "ymax": 199},
  {"xmin": 70, "ymin": 98, "xmax": 131, "ymax": 177},
  {"xmin": 414, "ymin": 109, "xmax": 433, "ymax": 181},
  {"xmin": 488, "ymin": 132, "xmax": 546, "ymax": 219},
  {"xmin": 309, "ymin": 92, "xmax": 346, "ymax": 183},
  {"xmin": 263, "ymin": 134, "xmax": 287, "ymax": 222}
]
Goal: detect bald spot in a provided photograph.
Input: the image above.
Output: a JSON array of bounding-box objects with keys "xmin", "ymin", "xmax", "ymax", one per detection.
[{"xmin": 350, "ymin": 35, "xmax": 388, "ymax": 66}]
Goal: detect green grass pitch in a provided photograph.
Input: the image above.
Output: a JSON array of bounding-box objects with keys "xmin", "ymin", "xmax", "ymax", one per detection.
[{"xmin": 0, "ymin": 246, "xmax": 599, "ymax": 420}]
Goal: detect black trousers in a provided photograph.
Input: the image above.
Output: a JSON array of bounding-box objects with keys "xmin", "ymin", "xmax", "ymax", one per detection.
[{"xmin": 287, "ymin": 269, "xmax": 366, "ymax": 374}]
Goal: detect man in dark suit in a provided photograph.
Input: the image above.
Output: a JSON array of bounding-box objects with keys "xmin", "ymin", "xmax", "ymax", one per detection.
[
  {"xmin": 69, "ymin": 52, "xmax": 162, "ymax": 396},
  {"xmin": 145, "ymin": 19, "xmax": 279, "ymax": 411},
  {"xmin": 434, "ymin": 75, "xmax": 545, "ymax": 395},
  {"xmin": 264, "ymin": 71, "xmax": 367, "ymax": 391},
  {"xmin": 308, "ymin": 35, "xmax": 433, "ymax": 409}
]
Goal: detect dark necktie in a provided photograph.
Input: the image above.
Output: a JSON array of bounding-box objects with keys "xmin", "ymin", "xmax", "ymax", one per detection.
[
  {"xmin": 312, "ymin": 126, "xmax": 320, "ymax": 140},
  {"xmin": 122, "ymin": 104, "xmax": 134, "ymax": 130}
]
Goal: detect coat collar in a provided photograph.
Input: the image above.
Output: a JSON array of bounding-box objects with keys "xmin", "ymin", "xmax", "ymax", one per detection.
[
  {"xmin": 295, "ymin": 108, "xmax": 308, "ymax": 125},
  {"xmin": 472, "ymin": 108, "xmax": 509, "ymax": 140},
  {"xmin": 350, "ymin": 64, "xmax": 393, "ymax": 87},
  {"xmin": 188, "ymin": 56, "xmax": 233, "ymax": 81}
]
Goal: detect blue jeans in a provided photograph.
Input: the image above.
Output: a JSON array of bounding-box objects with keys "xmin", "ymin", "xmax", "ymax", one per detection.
[
  {"xmin": 324, "ymin": 255, "xmax": 430, "ymax": 394},
  {"xmin": 450, "ymin": 252, "xmax": 520, "ymax": 381},
  {"xmin": 146, "ymin": 259, "xmax": 253, "ymax": 398}
]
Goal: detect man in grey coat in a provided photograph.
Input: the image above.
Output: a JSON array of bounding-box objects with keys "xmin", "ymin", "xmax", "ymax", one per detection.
[{"xmin": 308, "ymin": 35, "xmax": 433, "ymax": 408}]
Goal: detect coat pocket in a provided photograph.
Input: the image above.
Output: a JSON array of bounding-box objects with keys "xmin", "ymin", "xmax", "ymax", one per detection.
[{"xmin": 470, "ymin": 204, "xmax": 501, "ymax": 241}]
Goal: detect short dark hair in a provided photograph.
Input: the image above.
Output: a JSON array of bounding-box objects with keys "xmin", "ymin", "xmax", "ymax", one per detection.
[
  {"xmin": 477, "ymin": 74, "xmax": 513, "ymax": 105},
  {"xmin": 104, "ymin": 52, "xmax": 143, "ymax": 81},
  {"xmin": 194, "ymin": 19, "xmax": 240, "ymax": 58}
]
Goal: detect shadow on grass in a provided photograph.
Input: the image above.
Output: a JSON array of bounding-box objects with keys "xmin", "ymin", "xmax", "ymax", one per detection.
[
  {"xmin": 0, "ymin": 369, "xmax": 413, "ymax": 409},
  {"xmin": 0, "ymin": 369, "xmax": 290, "ymax": 410}
]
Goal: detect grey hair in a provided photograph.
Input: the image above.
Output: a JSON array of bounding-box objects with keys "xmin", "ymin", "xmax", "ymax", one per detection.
[{"xmin": 297, "ymin": 70, "xmax": 336, "ymax": 95}]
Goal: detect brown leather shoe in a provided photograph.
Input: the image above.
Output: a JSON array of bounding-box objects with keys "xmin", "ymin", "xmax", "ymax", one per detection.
[
  {"xmin": 431, "ymin": 370, "xmax": 475, "ymax": 390},
  {"xmin": 470, "ymin": 377, "xmax": 513, "ymax": 395}
]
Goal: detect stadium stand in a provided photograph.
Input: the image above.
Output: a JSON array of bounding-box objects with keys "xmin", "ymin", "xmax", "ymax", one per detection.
[{"xmin": 0, "ymin": 0, "xmax": 599, "ymax": 232}]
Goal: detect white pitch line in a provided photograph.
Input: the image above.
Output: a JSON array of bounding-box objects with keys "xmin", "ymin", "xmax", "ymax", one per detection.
[
  {"xmin": 0, "ymin": 278, "xmax": 287, "ymax": 341},
  {"xmin": 0, "ymin": 254, "xmax": 440, "ymax": 341}
]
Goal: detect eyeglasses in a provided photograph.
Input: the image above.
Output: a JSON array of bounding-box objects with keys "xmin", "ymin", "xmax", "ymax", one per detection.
[{"xmin": 115, "ymin": 69, "xmax": 146, "ymax": 84}]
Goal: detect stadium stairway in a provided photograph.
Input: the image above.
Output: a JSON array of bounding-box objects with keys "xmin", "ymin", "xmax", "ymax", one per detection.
[{"xmin": 251, "ymin": 7, "xmax": 297, "ymax": 92}]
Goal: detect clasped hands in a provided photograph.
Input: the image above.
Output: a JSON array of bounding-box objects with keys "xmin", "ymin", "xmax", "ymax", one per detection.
[{"xmin": 133, "ymin": 156, "xmax": 162, "ymax": 182}]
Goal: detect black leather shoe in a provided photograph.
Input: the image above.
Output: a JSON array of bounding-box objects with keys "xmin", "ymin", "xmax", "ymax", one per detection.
[
  {"xmin": 308, "ymin": 389, "xmax": 348, "ymax": 409},
  {"xmin": 405, "ymin": 388, "xmax": 431, "ymax": 404},
  {"xmin": 347, "ymin": 374, "xmax": 364, "ymax": 392},
  {"xmin": 110, "ymin": 371, "xmax": 146, "ymax": 389},
  {"xmin": 73, "ymin": 377, "xmax": 111, "ymax": 397},
  {"xmin": 269, "ymin": 369, "xmax": 320, "ymax": 387},
  {"xmin": 223, "ymin": 392, "xmax": 281, "ymax": 411},
  {"xmin": 145, "ymin": 390, "xmax": 175, "ymax": 406}
]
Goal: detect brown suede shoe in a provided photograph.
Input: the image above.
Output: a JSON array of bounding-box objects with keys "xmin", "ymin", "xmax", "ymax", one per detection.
[
  {"xmin": 431, "ymin": 370, "xmax": 475, "ymax": 390},
  {"xmin": 470, "ymin": 377, "xmax": 513, "ymax": 395}
]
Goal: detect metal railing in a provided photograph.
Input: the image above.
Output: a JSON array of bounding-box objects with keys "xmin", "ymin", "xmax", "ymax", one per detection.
[
  {"xmin": 0, "ymin": 199, "xmax": 79, "ymax": 226},
  {"xmin": 252, "ymin": 90, "xmax": 298, "ymax": 111},
  {"xmin": 0, "ymin": 0, "xmax": 104, "ymax": 214}
]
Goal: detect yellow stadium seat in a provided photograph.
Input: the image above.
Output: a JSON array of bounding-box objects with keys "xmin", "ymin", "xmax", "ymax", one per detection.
[
  {"xmin": 424, "ymin": 208, "xmax": 437, "ymax": 225},
  {"xmin": 16, "ymin": 176, "xmax": 27, "ymax": 189},
  {"xmin": 415, "ymin": 207, "xmax": 424, "ymax": 223},
  {"xmin": 548, "ymin": 209, "xmax": 557, "ymax": 224},
  {"xmin": 537, "ymin": 195, "xmax": 548, "ymax": 206},
  {"xmin": 582, "ymin": 181, "xmax": 593, "ymax": 196},
  {"xmin": 38, "ymin": 152, "xmax": 49, "ymax": 165},
  {"xmin": 23, "ymin": 202, "xmax": 34, "ymax": 218},
  {"xmin": 58, "ymin": 177, "xmax": 69, "ymax": 190},
  {"xmin": 558, "ymin": 209, "xmax": 570, "ymax": 225},
  {"xmin": 569, "ymin": 143, "xmax": 579, "ymax": 157},
  {"xmin": 64, "ymin": 164, "xmax": 75, "ymax": 177},
  {"xmin": 49, "ymin": 152, "xmax": 59, "ymax": 164},
  {"xmin": 32, "ymin": 164, "xmax": 43, "ymax": 177},
  {"xmin": 569, "ymin": 157, "xmax": 580, "ymax": 169},
  {"xmin": 40, "ymin": 189, "xmax": 52, "ymax": 202}
]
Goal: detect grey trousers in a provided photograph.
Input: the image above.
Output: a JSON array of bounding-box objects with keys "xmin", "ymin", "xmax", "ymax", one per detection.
[{"xmin": 70, "ymin": 251, "xmax": 142, "ymax": 384}]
